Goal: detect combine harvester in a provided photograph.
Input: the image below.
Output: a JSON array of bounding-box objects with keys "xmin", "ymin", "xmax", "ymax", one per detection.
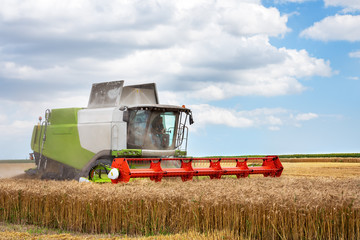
[{"xmin": 30, "ymin": 81, "xmax": 283, "ymax": 183}]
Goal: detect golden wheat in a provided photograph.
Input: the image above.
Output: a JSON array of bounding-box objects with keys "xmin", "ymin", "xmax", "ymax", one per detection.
[
  {"xmin": 0, "ymin": 177, "xmax": 359, "ymax": 239},
  {"xmin": 280, "ymin": 157, "xmax": 360, "ymax": 163},
  {"xmin": 0, "ymin": 229, "xmax": 243, "ymax": 240}
]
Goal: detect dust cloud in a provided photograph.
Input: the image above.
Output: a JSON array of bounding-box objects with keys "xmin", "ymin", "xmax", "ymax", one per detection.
[{"xmin": 0, "ymin": 163, "xmax": 36, "ymax": 178}]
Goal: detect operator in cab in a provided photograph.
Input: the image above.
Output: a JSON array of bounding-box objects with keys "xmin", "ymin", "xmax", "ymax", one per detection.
[{"xmin": 151, "ymin": 115, "xmax": 166, "ymax": 148}]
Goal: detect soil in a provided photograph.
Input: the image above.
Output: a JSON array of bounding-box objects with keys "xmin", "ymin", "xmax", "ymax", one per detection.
[
  {"xmin": 282, "ymin": 162, "xmax": 360, "ymax": 178},
  {"xmin": 0, "ymin": 163, "xmax": 36, "ymax": 179}
]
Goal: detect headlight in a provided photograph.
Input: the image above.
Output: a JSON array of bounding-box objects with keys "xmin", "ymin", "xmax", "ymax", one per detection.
[{"xmin": 108, "ymin": 168, "xmax": 119, "ymax": 179}]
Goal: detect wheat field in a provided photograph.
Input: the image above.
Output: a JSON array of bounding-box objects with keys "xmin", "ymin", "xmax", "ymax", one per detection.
[
  {"xmin": 0, "ymin": 227, "xmax": 236, "ymax": 240},
  {"xmin": 1, "ymin": 173, "xmax": 359, "ymax": 239},
  {"xmin": 1, "ymin": 161, "xmax": 360, "ymax": 239}
]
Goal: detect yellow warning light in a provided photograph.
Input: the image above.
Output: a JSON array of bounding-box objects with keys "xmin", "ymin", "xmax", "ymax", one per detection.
[{"xmin": 182, "ymin": 105, "xmax": 186, "ymax": 108}]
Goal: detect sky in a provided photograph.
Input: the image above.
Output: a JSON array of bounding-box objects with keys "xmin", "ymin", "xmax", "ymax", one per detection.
[{"xmin": 0, "ymin": 0, "xmax": 359, "ymax": 159}]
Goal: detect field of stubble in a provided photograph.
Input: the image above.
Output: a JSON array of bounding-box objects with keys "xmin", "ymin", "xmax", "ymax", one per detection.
[{"xmin": 0, "ymin": 160, "xmax": 359, "ymax": 239}]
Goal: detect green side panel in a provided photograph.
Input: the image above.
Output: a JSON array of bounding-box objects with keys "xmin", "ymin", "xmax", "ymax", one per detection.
[
  {"xmin": 49, "ymin": 108, "xmax": 79, "ymax": 125},
  {"xmin": 112, "ymin": 149, "xmax": 142, "ymax": 157},
  {"xmin": 111, "ymin": 149, "xmax": 188, "ymax": 158},
  {"xmin": 31, "ymin": 108, "xmax": 95, "ymax": 170},
  {"xmin": 31, "ymin": 125, "xmax": 39, "ymax": 150}
]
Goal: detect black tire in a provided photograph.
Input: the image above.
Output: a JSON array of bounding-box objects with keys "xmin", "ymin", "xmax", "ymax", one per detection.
[{"xmin": 88, "ymin": 158, "xmax": 113, "ymax": 181}]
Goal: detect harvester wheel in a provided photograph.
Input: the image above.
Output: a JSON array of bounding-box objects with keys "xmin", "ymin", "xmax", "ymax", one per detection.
[{"xmin": 88, "ymin": 159, "xmax": 113, "ymax": 182}]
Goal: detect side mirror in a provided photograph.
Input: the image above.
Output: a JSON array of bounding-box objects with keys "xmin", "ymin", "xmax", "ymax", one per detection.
[
  {"xmin": 123, "ymin": 111, "xmax": 129, "ymax": 122},
  {"xmin": 120, "ymin": 106, "xmax": 129, "ymax": 122},
  {"xmin": 189, "ymin": 112, "xmax": 194, "ymax": 125}
]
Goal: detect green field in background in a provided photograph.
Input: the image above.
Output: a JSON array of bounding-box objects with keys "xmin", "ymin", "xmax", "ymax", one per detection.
[
  {"xmin": 0, "ymin": 159, "xmax": 35, "ymax": 163},
  {"xmin": 205, "ymin": 153, "xmax": 360, "ymax": 158}
]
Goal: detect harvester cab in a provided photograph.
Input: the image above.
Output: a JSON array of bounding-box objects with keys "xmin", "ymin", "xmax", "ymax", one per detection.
[
  {"xmin": 86, "ymin": 81, "xmax": 193, "ymax": 158},
  {"xmin": 30, "ymin": 80, "xmax": 283, "ymax": 182}
]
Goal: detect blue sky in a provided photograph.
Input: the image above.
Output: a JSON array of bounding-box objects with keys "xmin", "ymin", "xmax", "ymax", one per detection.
[{"xmin": 0, "ymin": 0, "xmax": 359, "ymax": 159}]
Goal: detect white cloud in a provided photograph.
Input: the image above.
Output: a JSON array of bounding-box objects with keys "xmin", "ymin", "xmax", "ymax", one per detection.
[
  {"xmin": 289, "ymin": 112, "xmax": 318, "ymax": 127},
  {"xmin": 294, "ymin": 113, "xmax": 318, "ymax": 121},
  {"xmin": 274, "ymin": 0, "xmax": 313, "ymax": 3},
  {"xmin": 60, "ymin": 40, "xmax": 331, "ymax": 102},
  {"xmin": 0, "ymin": 0, "xmax": 174, "ymax": 31},
  {"xmin": 0, "ymin": 95, "xmax": 88, "ymax": 127},
  {"xmin": 0, "ymin": 114, "xmax": 7, "ymax": 124},
  {"xmin": 0, "ymin": 118, "xmax": 34, "ymax": 136},
  {"xmin": 0, "ymin": 0, "xmax": 333, "ymax": 103},
  {"xmin": 268, "ymin": 126, "xmax": 281, "ymax": 131},
  {"xmin": 349, "ymin": 50, "xmax": 360, "ymax": 58},
  {"xmin": 0, "ymin": 39, "xmax": 330, "ymax": 102},
  {"xmin": 183, "ymin": 47, "xmax": 331, "ymax": 99},
  {"xmin": 218, "ymin": 2, "xmax": 289, "ymax": 37},
  {"xmin": 325, "ymin": 0, "xmax": 360, "ymax": 12},
  {"xmin": 0, "ymin": 61, "xmax": 71, "ymax": 82},
  {"xmin": 300, "ymin": 14, "xmax": 360, "ymax": 42},
  {"xmin": 190, "ymin": 104, "xmax": 254, "ymax": 129},
  {"xmin": 0, "ymin": 0, "xmax": 287, "ymax": 44},
  {"xmin": 189, "ymin": 104, "xmax": 318, "ymax": 131}
]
